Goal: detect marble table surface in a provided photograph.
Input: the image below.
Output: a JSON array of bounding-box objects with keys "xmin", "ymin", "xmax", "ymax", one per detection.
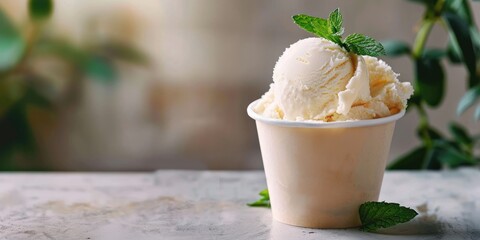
[{"xmin": 0, "ymin": 169, "xmax": 478, "ymax": 240}]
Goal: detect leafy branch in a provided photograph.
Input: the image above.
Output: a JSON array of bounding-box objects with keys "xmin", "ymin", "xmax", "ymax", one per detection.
[{"xmin": 387, "ymin": 0, "xmax": 480, "ymax": 170}]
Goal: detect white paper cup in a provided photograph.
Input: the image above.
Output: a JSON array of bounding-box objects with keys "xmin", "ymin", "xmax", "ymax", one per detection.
[{"xmin": 247, "ymin": 100, "xmax": 405, "ymax": 229}]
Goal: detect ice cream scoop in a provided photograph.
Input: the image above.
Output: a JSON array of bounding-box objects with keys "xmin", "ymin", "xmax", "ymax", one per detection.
[{"xmin": 255, "ymin": 37, "xmax": 413, "ymax": 121}]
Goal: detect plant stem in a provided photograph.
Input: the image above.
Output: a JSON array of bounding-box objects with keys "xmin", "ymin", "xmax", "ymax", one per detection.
[
  {"xmin": 412, "ymin": 0, "xmax": 446, "ymax": 59},
  {"xmin": 433, "ymin": 0, "xmax": 446, "ymax": 17},
  {"xmin": 417, "ymin": 103, "xmax": 433, "ymax": 147},
  {"xmin": 412, "ymin": 19, "xmax": 435, "ymax": 59},
  {"xmin": 412, "ymin": 16, "xmax": 437, "ymax": 150}
]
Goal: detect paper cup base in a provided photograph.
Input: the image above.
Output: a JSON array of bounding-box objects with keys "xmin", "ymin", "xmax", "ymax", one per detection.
[{"xmin": 257, "ymin": 121, "xmax": 395, "ymax": 228}]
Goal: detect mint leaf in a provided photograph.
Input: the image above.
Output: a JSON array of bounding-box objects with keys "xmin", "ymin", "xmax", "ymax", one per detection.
[
  {"xmin": 326, "ymin": 9, "xmax": 344, "ymax": 46},
  {"xmin": 359, "ymin": 201, "xmax": 418, "ymax": 232},
  {"xmin": 344, "ymin": 33, "xmax": 386, "ymax": 57},
  {"xmin": 292, "ymin": 10, "xmax": 385, "ymax": 57},
  {"xmin": 328, "ymin": 8, "xmax": 344, "ymax": 36},
  {"xmin": 292, "ymin": 14, "xmax": 330, "ymax": 40},
  {"xmin": 259, "ymin": 189, "xmax": 269, "ymax": 198},
  {"xmin": 247, "ymin": 199, "xmax": 270, "ymax": 207},
  {"xmin": 247, "ymin": 189, "xmax": 270, "ymax": 208}
]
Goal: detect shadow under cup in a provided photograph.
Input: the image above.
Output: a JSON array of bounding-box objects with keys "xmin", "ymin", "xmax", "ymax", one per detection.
[{"xmin": 247, "ymin": 100, "xmax": 405, "ymax": 229}]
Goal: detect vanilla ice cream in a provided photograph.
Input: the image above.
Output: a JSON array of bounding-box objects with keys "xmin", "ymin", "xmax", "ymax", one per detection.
[{"xmin": 254, "ymin": 37, "xmax": 413, "ymax": 121}]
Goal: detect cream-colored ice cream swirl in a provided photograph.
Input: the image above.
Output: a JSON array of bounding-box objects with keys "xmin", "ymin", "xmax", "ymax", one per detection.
[{"xmin": 254, "ymin": 37, "xmax": 413, "ymax": 121}]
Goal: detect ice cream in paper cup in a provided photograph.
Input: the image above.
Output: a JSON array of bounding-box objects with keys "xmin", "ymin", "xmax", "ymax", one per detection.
[{"xmin": 248, "ymin": 37, "xmax": 413, "ymax": 228}]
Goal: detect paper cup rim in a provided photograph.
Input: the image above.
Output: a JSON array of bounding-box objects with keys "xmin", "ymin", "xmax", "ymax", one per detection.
[{"xmin": 247, "ymin": 99, "xmax": 406, "ymax": 129}]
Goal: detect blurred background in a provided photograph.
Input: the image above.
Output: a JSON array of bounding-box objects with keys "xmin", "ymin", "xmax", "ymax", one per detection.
[{"xmin": 0, "ymin": 0, "xmax": 479, "ymax": 171}]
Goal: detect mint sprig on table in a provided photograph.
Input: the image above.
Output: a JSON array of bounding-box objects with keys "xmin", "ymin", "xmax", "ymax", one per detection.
[
  {"xmin": 248, "ymin": 189, "xmax": 418, "ymax": 232},
  {"xmin": 292, "ymin": 8, "xmax": 386, "ymax": 57},
  {"xmin": 246, "ymin": 189, "xmax": 270, "ymax": 207},
  {"xmin": 359, "ymin": 201, "xmax": 418, "ymax": 232}
]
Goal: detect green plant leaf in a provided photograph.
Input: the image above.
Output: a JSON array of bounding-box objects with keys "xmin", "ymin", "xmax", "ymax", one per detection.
[
  {"xmin": 423, "ymin": 147, "xmax": 443, "ymax": 170},
  {"xmin": 407, "ymin": 93, "xmax": 422, "ymax": 111},
  {"xmin": 434, "ymin": 140, "xmax": 475, "ymax": 167},
  {"xmin": 292, "ymin": 14, "xmax": 330, "ymax": 39},
  {"xmin": 100, "ymin": 42, "xmax": 148, "ymax": 65},
  {"xmin": 0, "ymin": 9, "xmax": 26, "ymax": 71},
  {"xmin": 84, "ymin": 56, "xmax": 117, "ymax": 84},
  {"xmin": 447, "ymin": 26, "xmax": 480, "ymax": 66},
  {"xmin": 359, "ymin": 202, "xmax": 418, "ymax": 232},
  {"xmin": 0, "ymin": 100, "xmax": 37, "ymax": 159},
  {"xmin": 328, "ymin": 8, "xmax": 343, "ymax": 36},
  {"xmin": 381, "ymin": 40, "xmax": 411, "ymax": 56},
  {"xmin": 413, "ymin": 124, "xmax": 443, "ymax": 169},
  {"xmin": 445, "ymin": 0, "xmax": 474, "ymax": 26},
  {"xmin": 447, "ymin": 37, "xmax": 463, "ymax": 63},
  {"xmin": 424, "ymin": 48, "xmax": 447, "ymax": 59},
  {"xmin": 387, "ymin": 146, "xmax": 427, "ymax": 170},
  {"xmin": 0, "ymin": 77, "xmax": 26, "ymax": 117},
  {"xmin": 416, "ymin": 124, "xmax": 444, "ymax": 141},
  {"xmin": 474, "ymin": 105, "xmax": 480, "ymax": 121},
  {"xmin": 24, "ymin": 84, "xmax": 53, "ymax": 109},
  {"xmin": 29, "ymin": 0, "xmax": 53, "ymax": 21},
  {"xmin": 407, "ymin": 0, "xmax": 437, "ymax": 7},
  {"xmin": 34, "ymin": 38, "xmax": 89, "ymax": 70},
  {"xmin": 471, "ymin": 27, "xmax": 480, "ymax": 51},
  {"xmin": 457, "ymin": 85, "xmax": 480, "ymax": 115},
  {"xmin": 344, "ymin": 33, "xmax": 386, "ymax": 57},
  {"xmin": 443, "ymin": 12, "xmax": 478, "ymax": 87},
  {"xmin": 448, "ymin": 122, "xmax": 473, "ymax": 146},
  {"xmin": 247, "ymin": 189, "xmax": 270, "ymax": 208},
  {"xmin": 259, "ymin": 189, "xmax": 269, "ymax": 199},
  {"xmin": 247, "ymin": 200, "xmax": 270, "ymax": 207},
  {"xmin": 415, "ymin": 57, "xmax": 445, "ymax": 107},
  {"xmin": 292, "ymin": 9, "xmax": 385, "ymax": 55}
]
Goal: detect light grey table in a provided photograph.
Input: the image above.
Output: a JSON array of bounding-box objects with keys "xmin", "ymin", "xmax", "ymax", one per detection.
[{"xmin": 0, "ymin": 169, "xmax": 478, "ymax": 240}]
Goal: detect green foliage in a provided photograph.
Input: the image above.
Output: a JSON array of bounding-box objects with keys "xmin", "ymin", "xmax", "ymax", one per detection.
[
  {"xmin": 445, "ymin": 0, "xmax": 475, "ymax": 25},
  {"xmin": 247, "ymin": 189, "xmax": 270, "ymax": 208},
  {"xmin": 327, "ymin": 8, "xmax": 343, "ymax": 44},
  {"xmin": 0, "ymin": 78, "xmax": 25, "ymax": 117},
  {"xmin": 447, "ymin": 37, "xmax": 463, "ymax": 63},
  {"xmin": 457, "ymin": 85, "xmax": 480, "ymax": 115},
  {"xmin": 328, "ymin": 9, "xmax": 343, "ymax": 36},
  {"xmin": 0, "ymin": 3, "xmax": 149, "ymax": 170},
  {"xmin": 359, "ymin": 202, "xmax": 418, "ymax": 232},
  {"xmin": 102, "ymin": 42, "xmax": 149, "ymax": 65},
  {"xmin": 388, "ymin": 0, "xmax": 480, "ymax": 170},
  {"xmin": 292, "ymin": 9, "xmax": 386, "ymax": 57},
  {"xmin": 443, "ymin": 12, "xmax": 478, "ymax": 87},
  {"xmin": 0, "ymin": 9, "xmax": 26, "ymax": 71},
  {"xmin": 415, "ymin": 56, "xmax": 445, "ymax": 107},
  {"xmin": 29, "ymin": 0, "xmax": 53, "ymax": 21},
  {"xmin": 449, "ymin": 122, "xmax": 473, "ymax": 146},
  {"xmin": 387, "ymin": 146, "xmax": 428, "ymax": 170},
  {"xmin": 292, "ymin": 14, "xmax": 330, "ymax": 40},
  {"xmin": 85, "ymin": 56, "xmax": 117, "ymax": 84},
  {"xmin": 344, "ymin": 34, "xmax": 386, "ymax": 57},
  {"xmin": 407, "ymin": 0, "xmax": 437, "ymax": 7},
  {"xmin": 474, "ymin": 106, "xmax": 480, "ymax": 120},
  {"xmin": 382, "ymin": 40, "xmax": 411, "ymax": 56}
]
